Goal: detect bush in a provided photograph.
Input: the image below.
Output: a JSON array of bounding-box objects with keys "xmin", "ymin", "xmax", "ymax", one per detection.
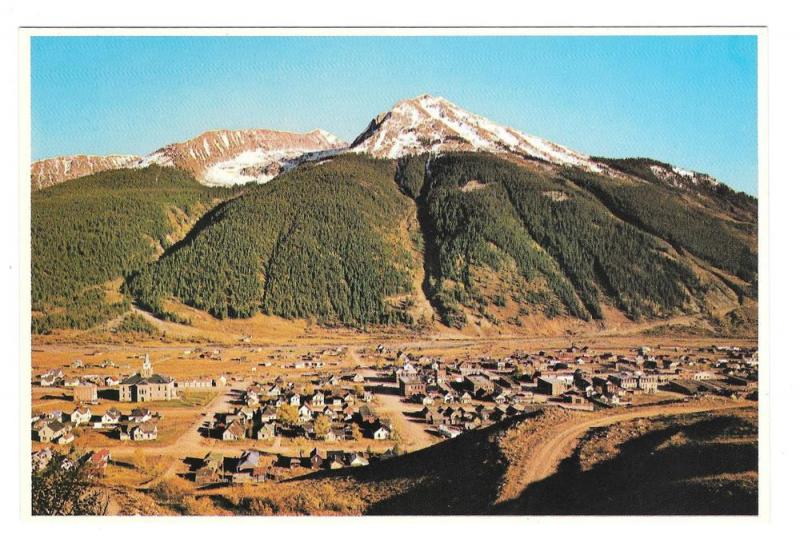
[
  {"xmin": 114, "ymin": 313, "xmax": 159, "ymax": 336},
  {"xmin": 153, "ymin": 476, "xmax": 194, "ymax": 507},
  {"xmin": 231, "ymin": 482, "xmax": 364, "ymax": 515},
  {"xmin": 32, "ymin": 453, "xmax": 109, "ymax": 515},
  {"xmin": 277, "ymin": 404, "xmax": 300, "ymax": 426}
]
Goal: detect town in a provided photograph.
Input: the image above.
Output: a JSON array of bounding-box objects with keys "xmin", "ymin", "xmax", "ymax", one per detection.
[{"xmin": 30, "ymin": 338, "xmax": 758, "ymax": 489}]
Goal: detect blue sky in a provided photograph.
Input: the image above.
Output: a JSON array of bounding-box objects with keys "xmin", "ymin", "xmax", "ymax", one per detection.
[{"xmin": 31, "ymin": 35, "xmax": 758, "ymax": 194}]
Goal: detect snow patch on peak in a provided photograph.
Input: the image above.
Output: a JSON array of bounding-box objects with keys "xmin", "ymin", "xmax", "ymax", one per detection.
[
  {"xmin": 135, "ymin": 151, "xmax": 175, "ymax": 168},
  {"xmin": 203, "ymin": 149, "xmax": 278, "ymax": 186},
  {"xmin": 201, "ymin": 146, "xmax": 346, "ymax": 187},
  {"xmin": 649, "ymin": 163, "xmax": 722, "ymax": 190},
  {"xmin": 129, "ymin": 127, "xmax": 346, "ymax": 186},
  {"xmin": 672, "ymin": 166, "xmax": 696, "ymax": 179},
  {"xmin": 350, "ymin": 94, "xmax": 602, "ymax": 172}
]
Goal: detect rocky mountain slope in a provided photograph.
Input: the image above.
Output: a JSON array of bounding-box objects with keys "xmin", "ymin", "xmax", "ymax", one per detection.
[
  {"xmin": 134, "ymin": 128, "xmax": 346, "ymax": 186},
  {"xmin": 31, "ymin": 154, "xmax": 140, "ymax": 191},
  {"xmin": 30, "ymin": 128, "xmax": 346, "ymax": 190},
  {"xmin": 350, "ymin": 95, "xmax": 602, "ymax": 172}
]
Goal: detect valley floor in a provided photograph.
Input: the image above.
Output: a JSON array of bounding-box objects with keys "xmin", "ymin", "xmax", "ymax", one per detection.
[{"xmin": 28, "ymin": 331, "xmax": 758, "ymax": 516}]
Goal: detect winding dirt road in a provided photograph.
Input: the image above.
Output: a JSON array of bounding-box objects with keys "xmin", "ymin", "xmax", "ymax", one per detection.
[{"xmin": 499, "ymin": 400, "xmax": 753, "ymax": 503}]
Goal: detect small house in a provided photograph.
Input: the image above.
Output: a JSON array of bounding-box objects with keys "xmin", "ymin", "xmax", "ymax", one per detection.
[
  {"xmin": 347, "ymin": 453, "xmax": 370, "ymax": 467},
  {"xmin": 222, "ymin": 420, "xmax": 246, "ymax": 441},
  {"xmin": 130, "ymin": 408, "xmax": 152, "ymax": 423},
  {"xmin": 87, "ymin": 449, "xmax": 110, "ymax": 470},
  {"xmin": 256, "ymin": 422, "xmax": 276, "ymax": 440},
  {"xmin": 371, "ymin": 425, "xmax": 391, "ymax": 440},
  {"xmin": 102, "ymin": 408, "xmax": 121, "ymax": 426},
  {"xmin": 70, "ymin": 406, "xmax": 92, "ymax": 426},
  {"xmin": 131, "ymin": 421, "xmax": 158, "ymax": 441}
]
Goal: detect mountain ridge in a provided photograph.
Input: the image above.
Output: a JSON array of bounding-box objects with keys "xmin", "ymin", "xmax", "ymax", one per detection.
[
  {"xmin": 31, "ymin": 154, "xmax": 141, "ymax": 191},
  {"xmin": 31, "ymin": 95, "xmax": 753, "ymax": 200},
  {"xmin": 134, "ymin": 127, "xmax": 347, "ymax": 186},
  {"xmin": 31, "ymin": 128, "xmax": 346, "ymax": 190}
]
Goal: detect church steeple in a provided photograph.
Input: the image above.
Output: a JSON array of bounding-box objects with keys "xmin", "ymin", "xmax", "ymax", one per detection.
[{"xmin": 142, "ymin": 354, "xmax": 153, "ymax": 378}]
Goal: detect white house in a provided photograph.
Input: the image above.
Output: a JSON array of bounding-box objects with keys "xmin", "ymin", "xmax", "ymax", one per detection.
[
  {"xmin": 70, "ymin": 406, "xmax": 91, "ymax": 426},
  {"xmin": 372, "ymin": 425, "xmax": 391, "ymax": 440},
  {"xmin": 101, "ymin": 408, "xmax": 121, "ymax": 426},
  {"xmin": 298, "ymin": 404, "xmax": 313, "ymax": 422}
]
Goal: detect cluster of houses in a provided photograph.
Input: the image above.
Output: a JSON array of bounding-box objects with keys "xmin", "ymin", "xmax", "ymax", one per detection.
[
  {"xmin": 32, "ymin": 357, "xmax": 196, "ymax": 445},
  {"xmin": 32, "ymin": 356, "xmax": 235, "ymax": 446},
  {"xmin": 193, "ymin": 446, "xmax": 397, "ymax": 485},
  {"xmin": 32, "ymin": 405, "xmax": 161, "ymax": 443},
  {"xmin": 213, "ymin": 375, "xmax": 393, "ymax": 443},
  {"xmin": 39, "ymin": 368, "xmax": 107, "ymax": 395},
  {"xmin": 31, "ymin": 416, "xmax": 75, "ymax": 445},
  {"xmin": 31, "ymin": 344, "xmax": 757, "ymax": 484},
  {"xmin": 31, "ymin": 447, "xmax": 111, "ymax": 474},
  {"xmin": 375, "ymin": 343, "xmax": 758, "ymax": 438}
]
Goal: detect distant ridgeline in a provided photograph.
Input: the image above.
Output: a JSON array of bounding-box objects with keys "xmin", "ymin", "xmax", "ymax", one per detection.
[{"xmin": 31, "ymin": 152, "xmax": 757, "ymax": 333}]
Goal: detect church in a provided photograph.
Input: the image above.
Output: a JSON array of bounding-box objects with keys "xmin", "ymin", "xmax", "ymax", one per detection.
[{"xmin": 118, "ymin": 354, "xmax": 177, "ymax": 402}]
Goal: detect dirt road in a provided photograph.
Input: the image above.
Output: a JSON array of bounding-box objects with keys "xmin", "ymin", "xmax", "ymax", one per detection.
[
  {"xmin": 499, "ymin": 400, "xmax": 753, "ymax": 503},
  {"xmin": 103, "ymin": 387, "xmax": 233, "ymax": 458},
  {"xmin": 373, "ymin": 392, "xmax": 440, "ymax": 451}
]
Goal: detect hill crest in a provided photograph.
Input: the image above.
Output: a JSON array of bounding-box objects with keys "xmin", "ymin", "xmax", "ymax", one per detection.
[{"xmin": 31, "ymin": 128, "xmax": 346, "ymax": 190}]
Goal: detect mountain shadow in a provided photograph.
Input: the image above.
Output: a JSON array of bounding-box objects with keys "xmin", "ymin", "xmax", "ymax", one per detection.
[{"xmin": 495, "ymin": 412, "xmax": 758, "ymax": 515}]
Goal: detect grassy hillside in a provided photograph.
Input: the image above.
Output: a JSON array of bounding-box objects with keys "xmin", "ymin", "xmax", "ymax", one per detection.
[
  {"xmin": 127, "ymin": 155, "xmax": 417, "ymax": 327},
  {"xmin": 31, "ymin": 166, "xmax": 227, "ymax": 333},
  {"xmin": 499, "ymin": 408, "xmax": 758, "ymax": 515},
  {"xmin": 293, "ymin": 407, "xmax": 757, "ymax": 515}
]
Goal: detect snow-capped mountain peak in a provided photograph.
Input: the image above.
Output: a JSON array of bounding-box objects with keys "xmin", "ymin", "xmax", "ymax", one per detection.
[
  {"xmin": 132, "ymin": 128, "xmax": 348, "ymax": 186},
  {"xmin": 349, "ymin": 94, "xmax": 601, "ymax": 171},
  {"xmin": 310, "ymin": 128, "xmax": 342, "ymax": 146}
]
